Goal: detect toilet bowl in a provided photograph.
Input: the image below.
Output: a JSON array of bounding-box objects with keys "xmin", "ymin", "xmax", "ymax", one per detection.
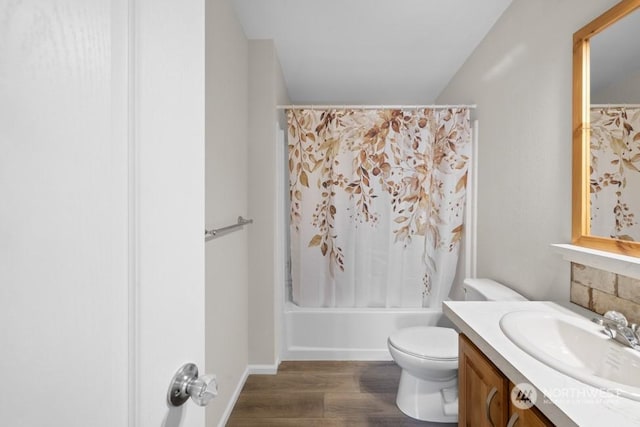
[
  {"xmin": 388, "ymin": 278, "xmax": 527, "ymax": 422},
  {"xmin": 388, "ymin": 326, "xmax": 459, "ymax": 422}
]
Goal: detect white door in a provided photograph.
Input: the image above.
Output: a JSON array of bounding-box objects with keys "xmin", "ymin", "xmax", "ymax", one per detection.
[{"xmin": 0, "ymin": 0, "xmax": 205, "ymax": 426}]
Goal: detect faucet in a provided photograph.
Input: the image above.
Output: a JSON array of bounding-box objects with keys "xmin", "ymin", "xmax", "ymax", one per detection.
[{"xmin": 594, "ymin": 311, "xmax": 640, "ymax": 350}]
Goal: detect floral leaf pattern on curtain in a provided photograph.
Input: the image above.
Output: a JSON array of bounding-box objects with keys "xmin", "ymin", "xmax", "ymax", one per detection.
[
  {"xmin": 590, "ymin": 107, "xmax": 640, "ymax": 241},
  {"xmin": 287, "ymin": 108, "xmax": 471, "ymax": 307}
]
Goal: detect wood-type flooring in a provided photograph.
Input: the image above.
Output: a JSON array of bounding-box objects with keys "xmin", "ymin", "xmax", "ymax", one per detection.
[{"xmin": 227, "ymin": 361, "xmax": 456, "ymax": 426}]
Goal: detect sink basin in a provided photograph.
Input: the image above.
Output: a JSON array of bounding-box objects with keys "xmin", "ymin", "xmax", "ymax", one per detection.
[{"xmin": 500, "ymin": 310, "xmax": 640, "ymax": 401}]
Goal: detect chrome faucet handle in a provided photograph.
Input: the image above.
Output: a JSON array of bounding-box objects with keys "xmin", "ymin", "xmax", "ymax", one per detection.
[
  {"xmin": 631, "ymin": 324, "xmax": 640, "ymax": 343},
  {"xmin": 603, "ymin": 310, "xmax": 628, "ymax": 328},
  {"xmin": 616, "ymin": 326, "xmax": 640, "ymax": 349},
  {"xmin": 598, "ymin": 311, "xmax": 640, "ymax": 350},
  {"xmin": 593, "ymin": 311, "xmax": 625, "ymax": 338}
]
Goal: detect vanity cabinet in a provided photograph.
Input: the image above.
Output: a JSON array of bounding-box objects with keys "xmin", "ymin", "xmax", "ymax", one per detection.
[
  {"xmin": 459, "ymin": 333, "xmax": 508, "ymax": 427},
  {"xmin": 507, "ymin": 382, "xmax": 553, "ymax": 427},
  {"xmin": 459, "ymin": 334, "xmax": 553, "ymax": 427}
]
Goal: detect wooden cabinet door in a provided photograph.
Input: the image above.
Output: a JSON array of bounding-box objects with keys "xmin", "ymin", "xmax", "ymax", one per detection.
[
  {"xmin": 508, "ymin": 383, "xmax": 554, "ymax": 427},
  {"xmin": 459, "ymin": 334, "xmax": 509, "ymax": 427}
]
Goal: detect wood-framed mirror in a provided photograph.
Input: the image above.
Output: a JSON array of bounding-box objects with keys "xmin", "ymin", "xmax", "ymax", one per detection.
[{"xmin": 573, "ymin": 0, "xmax": 640, "ymax": 256}]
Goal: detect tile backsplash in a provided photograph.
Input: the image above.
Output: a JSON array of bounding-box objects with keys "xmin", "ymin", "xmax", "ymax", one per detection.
[{"xmin": 571, "ymin": 262, "xmax": 640, "ymax": 324}]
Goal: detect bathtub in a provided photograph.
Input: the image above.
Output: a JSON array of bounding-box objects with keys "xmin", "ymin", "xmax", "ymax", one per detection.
[{"xmin": 281, "ymin": 302, "xmax": 456, "ymax": 360}]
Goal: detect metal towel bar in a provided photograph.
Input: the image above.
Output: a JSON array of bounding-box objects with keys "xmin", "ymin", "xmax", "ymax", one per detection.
[{"xmin": 205, "ymin": 216, "xmax": 253, "ymax": 241}]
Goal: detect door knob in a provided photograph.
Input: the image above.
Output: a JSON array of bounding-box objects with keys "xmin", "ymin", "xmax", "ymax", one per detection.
[{"xmin": 167, "ymin": 363, "xmax": 218, "ymax": 407}]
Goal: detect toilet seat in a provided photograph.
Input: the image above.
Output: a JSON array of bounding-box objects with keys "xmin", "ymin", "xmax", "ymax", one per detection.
[{"xmin": 388, "ymin": 326, "xmax": 458, "ymax": 361}]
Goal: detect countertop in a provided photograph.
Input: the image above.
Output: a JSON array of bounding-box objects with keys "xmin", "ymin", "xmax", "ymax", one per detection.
[{"xmin": 443, "ymin": 301, "xmax": 640, "ymax": 427}]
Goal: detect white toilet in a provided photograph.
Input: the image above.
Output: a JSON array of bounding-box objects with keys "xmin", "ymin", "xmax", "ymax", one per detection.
[{"xmin": 387, "ymin": 278, "xmax": 527, "ymax": 423}]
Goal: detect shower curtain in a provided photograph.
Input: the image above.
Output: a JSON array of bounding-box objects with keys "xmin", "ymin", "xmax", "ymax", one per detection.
[
  {"xmin": 590, "ymin": 107, "xmax": 640, "ymax": 241},
  {"xmin": 287, "ymin": 108, "xmax": 471, "ymax": 308}
]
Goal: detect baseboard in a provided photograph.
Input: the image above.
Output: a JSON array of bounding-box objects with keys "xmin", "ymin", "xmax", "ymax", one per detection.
[
  {"xmin": 247, "ymin": 360, "xmax": 281, "ymax": 375},
  {"xmin": 216, "ymin": 361, "xmax": 281, "ymax": 427},
  {"xmin": 217, "ymin": 366, "xmax": 249, "ymax": 427}
]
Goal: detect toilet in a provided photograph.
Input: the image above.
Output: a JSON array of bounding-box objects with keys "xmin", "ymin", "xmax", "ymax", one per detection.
[{"xmin": 387, "ymin": 278, "xmax": 527, "ymax": 422}]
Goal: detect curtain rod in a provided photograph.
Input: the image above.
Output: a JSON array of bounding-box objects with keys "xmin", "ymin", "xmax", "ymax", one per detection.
[
  {"xmin": 276, "ymin": 104, "xmax": 476, "ymax": 110},
  {"xmin": 591, "ymin": 104, "xmax": 640, "ymax": 108}
]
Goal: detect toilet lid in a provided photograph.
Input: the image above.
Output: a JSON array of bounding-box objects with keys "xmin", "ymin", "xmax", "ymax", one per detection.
[{"xmin": 389, "ymin": 326, "xmax": 458, "ymax": 360}]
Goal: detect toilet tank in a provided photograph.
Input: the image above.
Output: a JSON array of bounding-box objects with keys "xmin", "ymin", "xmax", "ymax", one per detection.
[{"xmin": 463, "ymin": 278, "xmax": 527, "ymax": 301}]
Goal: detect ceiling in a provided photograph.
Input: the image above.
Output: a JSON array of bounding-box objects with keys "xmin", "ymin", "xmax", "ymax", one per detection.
[{"xmin": 232, "ymin": 0, "xmax": 514, "ymax": 104}]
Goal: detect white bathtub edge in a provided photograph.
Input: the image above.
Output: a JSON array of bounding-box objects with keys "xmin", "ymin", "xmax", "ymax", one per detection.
[
  {"xmin": 282, "ymin": 347, "xmax": 392, "ymax": 361},
  {"xmin": 283, "ymin": 303, "xmax": 444, "ymax": 361}
]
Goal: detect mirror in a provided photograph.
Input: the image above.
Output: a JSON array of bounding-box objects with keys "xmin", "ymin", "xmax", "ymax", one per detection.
[{"xmin": 573, "ymin": 0, "xmax": 640, "ymax": 256}]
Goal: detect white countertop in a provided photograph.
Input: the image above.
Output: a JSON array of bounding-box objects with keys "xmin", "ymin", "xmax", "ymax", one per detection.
[{"xmin": 443, "ymin": 301, "xmax": 640, "ymax": 427}]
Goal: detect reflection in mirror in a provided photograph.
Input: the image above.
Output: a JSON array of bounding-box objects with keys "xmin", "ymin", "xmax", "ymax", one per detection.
[
  {"xmin": 589, "ymin": 107, "xmax": 640, "ymax": 240},
  {"xmin": 590, "ymin": 10, "xmax": 640, "ymax": 105},
  {"xmin": 573, "ymin": 0, "xmax": 640, "ymax": 256},
  {"xmin": 589, "ymin": 9, "xmax": 640, "ymax": 241}
]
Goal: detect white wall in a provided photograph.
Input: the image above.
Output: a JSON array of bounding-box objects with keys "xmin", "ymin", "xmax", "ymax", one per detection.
[
  {"xmin": 437, "ymin": 0, "xmax": 618, "ymax": 301},
  {"xmin": 248, "ymin": 40, "xmax": 290, "ymax": 366},
  {"xmin": 205, "ymin": 0, "xmax": 249, "ymax": 423},
  {"xmin": 204, "ymin": 5, "xmax": 291, "ymax": 422}
]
